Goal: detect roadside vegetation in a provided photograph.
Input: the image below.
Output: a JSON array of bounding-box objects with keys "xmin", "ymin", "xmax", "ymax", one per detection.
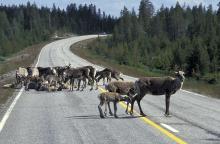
[
  {"xmin": 89, "ymin": 1, "xmax": 220, "ymax": 80},
  {"xmin": 71, "ymin": 0, "xmax": 220, "ymax": 98},
  {"xmin": 71, "ymin": 38, "xmax": 220, "ymax": 98}
]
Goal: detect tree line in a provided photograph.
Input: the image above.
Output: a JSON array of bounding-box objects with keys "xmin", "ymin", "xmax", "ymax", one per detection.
[
  {"xmin": 89, "ymin": 0, "xmax": 220, "ymax": 80},
  {"xmin": 0, "ymin": 2, "xmax": 116, "ymax": 58}
]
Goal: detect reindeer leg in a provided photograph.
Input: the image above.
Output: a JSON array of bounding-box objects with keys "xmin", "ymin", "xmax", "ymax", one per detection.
[
  {"xmin": 84, "ymin": 78, "xmax": 87, "ymax": 88},
  {"xmin": 69, "ymin": 79, "xmax": 72, "ymax": 91},
  {"xmin": 103, "ymin": 78, "xmax": 105, "ymax": 85},
  {"xmin": 17, "ymin": 77, "xmax": 22, "ymax": 89},
  {"xmin": 98, "ymin": 101, "xmax": 104, "ymax": 118},
  {"xmin": 78, "ymin": 79, "xmax": 82, "ymax": 91},
  {"xmin": 137, "ymin": 98, "xmax": 146, "ymax": 116},
  {"xmin": 165, "ymin": 94, "xmax": 171, "ymax": 117},
  {"xmin": 125, "ymin": 100, "xmax": 129, "ymax": 114},
  {"xmin": 95, "ymin": 79, "xmax": 98, "ymax": 90},
  {"xmin": 72, "ymin": 79, "xmax": 75, "ymax": 91},
  {"xmin": 108, "ymin": 102, "xmax": 113, "ymax": 116},
  {"xmin": 129, "ymin": 96, "xmax": 136, "ymax": 115},
  {"xmin": 81, "ymin": 79, "xmax": 85, "ymax": 90},
  {"xmin": 104, "ymin": 101, "xmax": 108, "ymax": 116},
  {"xmin": 69, "ymin": 79, "xmax": 71, "ymax": 91},
  {"xmin": 25, "ymin": 79, "xmax": 30, "ymax": 91},
  {"xmin": 114, "ymin": 102, "xmax": 118, "ymax": 118},
  {"xmin": 90, "ymin": 79, "xmax": 94, "ymax": 91}
]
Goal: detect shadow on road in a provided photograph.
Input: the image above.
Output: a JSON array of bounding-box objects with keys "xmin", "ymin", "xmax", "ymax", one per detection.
[
  {"xmin": 203, "ymin": 138, "xmax": 220, "ymax": 142},
  {"xmin": 65, "ymin": 114, "xmax": 142, "ymax": 120}
]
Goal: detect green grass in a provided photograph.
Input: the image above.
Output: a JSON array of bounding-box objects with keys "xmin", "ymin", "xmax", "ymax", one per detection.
[
  {"xmin": 0, "ymin": 79, "xmax": 14, "ymax": 105},
  {"xmin": 71, "ymin": 38, "xmax": 220, "ymax": 99},
  {"xmin": 184, "ymin": 79, "xmax": 220, "ymax": 98}
]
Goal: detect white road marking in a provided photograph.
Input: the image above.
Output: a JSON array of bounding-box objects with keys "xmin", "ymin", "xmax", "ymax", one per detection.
[
  {"xmin": 181, "ymin": 89, "xmax": 206, "ymax": 98},
  {"xmin": 160, "ymin": 123, "xmax": 179, "ymax": 133},
  {"xmin": 0, "ymin": 45, "xmax": 43, "ymax": 133},
  {"xmin": 35, "ymin": 47, "xmax": 43, "ymax": 67},
  {"xmin": 0, "ymin": 87, "xmax": 24, "ymax": 132}
]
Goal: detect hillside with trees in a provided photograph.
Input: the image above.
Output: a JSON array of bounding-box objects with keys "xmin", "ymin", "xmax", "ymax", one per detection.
[
  {"xmin": 89, "ymin": 0, "xmax": 220, "ymax": 81},
  {"xmin": 0, "ymin": 2, "xmax": 116, "ymax": 58}
]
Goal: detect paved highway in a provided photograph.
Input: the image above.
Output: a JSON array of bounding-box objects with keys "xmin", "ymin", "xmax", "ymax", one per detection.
[{"xmin": 0, "ymin": 35, "xmax": 220, "ymax": 144}]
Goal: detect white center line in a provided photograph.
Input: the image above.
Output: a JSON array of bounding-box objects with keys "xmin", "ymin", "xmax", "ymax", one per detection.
[{"xmin": 160, "ymin": 123, "xmax": 179, "ymax": 133}]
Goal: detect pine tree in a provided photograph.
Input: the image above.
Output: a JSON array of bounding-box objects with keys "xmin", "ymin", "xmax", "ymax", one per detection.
[{"xmin": 138, "ymin": 0, "xmax": 154, "ymax": 33}]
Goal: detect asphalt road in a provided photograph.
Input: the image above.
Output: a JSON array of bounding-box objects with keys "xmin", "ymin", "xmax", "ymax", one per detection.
[{"xmin": 0, "ymin": 35, "xmax": 220, "ymax": 144}]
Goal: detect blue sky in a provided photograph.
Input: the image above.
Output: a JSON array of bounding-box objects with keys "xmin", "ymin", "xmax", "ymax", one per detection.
[{"xmin": 1, "ymin": 0, "xmax": 219, "ymax": 16}]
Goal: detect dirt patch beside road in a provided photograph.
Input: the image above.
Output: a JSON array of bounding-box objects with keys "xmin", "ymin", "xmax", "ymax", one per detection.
[{"xmin": 0, "ymin": 41, "xmax": 50, "ymax": 119}]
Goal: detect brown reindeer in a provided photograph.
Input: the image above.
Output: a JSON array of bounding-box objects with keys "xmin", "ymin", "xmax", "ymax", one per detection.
[
  {"xmin": 98, "ymin": 92, "xmax": 131, "ymax": 118},
  {"xmin": 130, "ymin": 71, "xmax": 185, "ymax": 117},
  {"xmin": 105, "ymin": 81, "xmax": 136, "ymax": 115},
  {"xmin": 96, "ymin": 68, "xmax": 124, "ymax": 85}
]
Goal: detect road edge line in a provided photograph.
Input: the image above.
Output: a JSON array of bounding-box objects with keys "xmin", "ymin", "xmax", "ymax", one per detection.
[
  {"xmin": 0, "ymin": 44, "xmax": 43, "ymax": 133},
  {"xmin": 0, "ymin": 87, "xmax": 24, "ymax": 132}
]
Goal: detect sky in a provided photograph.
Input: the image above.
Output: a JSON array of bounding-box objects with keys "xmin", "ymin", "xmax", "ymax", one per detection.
[{"xmin": 0, "ymin": 0, "xmax": 219, "ymax": 16}]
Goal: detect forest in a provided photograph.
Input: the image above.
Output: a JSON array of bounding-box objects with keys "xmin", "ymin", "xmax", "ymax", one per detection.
[
  {"xmin": 0, "ymin": 2, "xmax": 116, "ymax": 58},
  {"xmin": 89, "ymin": 0, "xmax": 220, "ymax": 81}
]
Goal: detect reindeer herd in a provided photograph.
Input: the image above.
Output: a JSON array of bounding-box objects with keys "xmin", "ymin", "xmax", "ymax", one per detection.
[
  {"xmin": 14, "ymin": 65, "xmax": 123, "ymax": 91},
  {"xmin": 13, "ymin": 64, "xmax": 185, "ymax": 119}
]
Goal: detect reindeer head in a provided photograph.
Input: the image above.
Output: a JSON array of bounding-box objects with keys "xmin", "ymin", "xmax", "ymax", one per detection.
[
  {"xmin": 175, "ymin": 71, "xmax": 185, "ymax": 82},
  {"xmin": 128, "ymin": 87, "xmax": 136, "ymax": 96}
]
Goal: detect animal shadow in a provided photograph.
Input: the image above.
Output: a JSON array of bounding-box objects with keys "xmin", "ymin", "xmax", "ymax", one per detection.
[
  {"xmin": 65, "ymin": 114, "xmax": 141, "ymax": 120},
  {"xmin": 65, "ymin": 114, "xmax": 101, "ymax": 120}
]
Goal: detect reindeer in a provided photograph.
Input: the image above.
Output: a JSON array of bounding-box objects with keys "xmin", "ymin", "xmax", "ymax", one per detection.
[
  {"xmin": 63, "ymin": 66, "xmax": 92, "ymax": 91},
  {"xmin": 63, "ymin": 68, "xmax": 84, "ymax": 91},
  {"xmin": 84, "ymin": 66, "xmax": 97, "ymax": 90},
  {"xmin": 96, "ymin": 68, "xmax": 124, "ymax": 85},
  {"xmin": 98, "ymin": 92, "xmax": 131, "ymax": 118},
  {"xmin": 105, "ymin": 81, "xmax": 136, "ymax": 115},
  {"xmin": 76, "ymin": 66, "xmax": 94, "ymax": 90},
  {"xmin": 15, "ymin": 67, "xmax": 28, "ymax": 87},
  {"xmin": 130, "ymin": 71, "xmax": 185, "ymax": 117},
  {"xmin": 37, "ymin": 67, "xmax": 57, "ymax": 78},
  {"xmin": 78, "ymin": 66, "xmax": 96, "ymax": 90},
  {"xmin": 95, "ymin": 70, "xmax": 111, "ymax": 85},
  {"xmin": 54, "ymin": 64, "xmax": 71, "ymax": 79}
]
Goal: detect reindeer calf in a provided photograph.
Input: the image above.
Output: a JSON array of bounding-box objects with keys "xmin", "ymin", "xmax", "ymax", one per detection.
[{"xmin": 98, "ymin": 92, "xmax": 130, "ymax": 118}]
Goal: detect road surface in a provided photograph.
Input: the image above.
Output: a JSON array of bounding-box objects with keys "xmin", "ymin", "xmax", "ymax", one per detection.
[{"xmin": 0, "ymin": 35, "xmax": 220, "ymax": 144}]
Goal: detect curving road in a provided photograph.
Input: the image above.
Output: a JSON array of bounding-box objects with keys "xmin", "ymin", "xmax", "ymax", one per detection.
[{"xmin": 0, "ymin": 35, "xmax": 220, "ymax": 144}]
